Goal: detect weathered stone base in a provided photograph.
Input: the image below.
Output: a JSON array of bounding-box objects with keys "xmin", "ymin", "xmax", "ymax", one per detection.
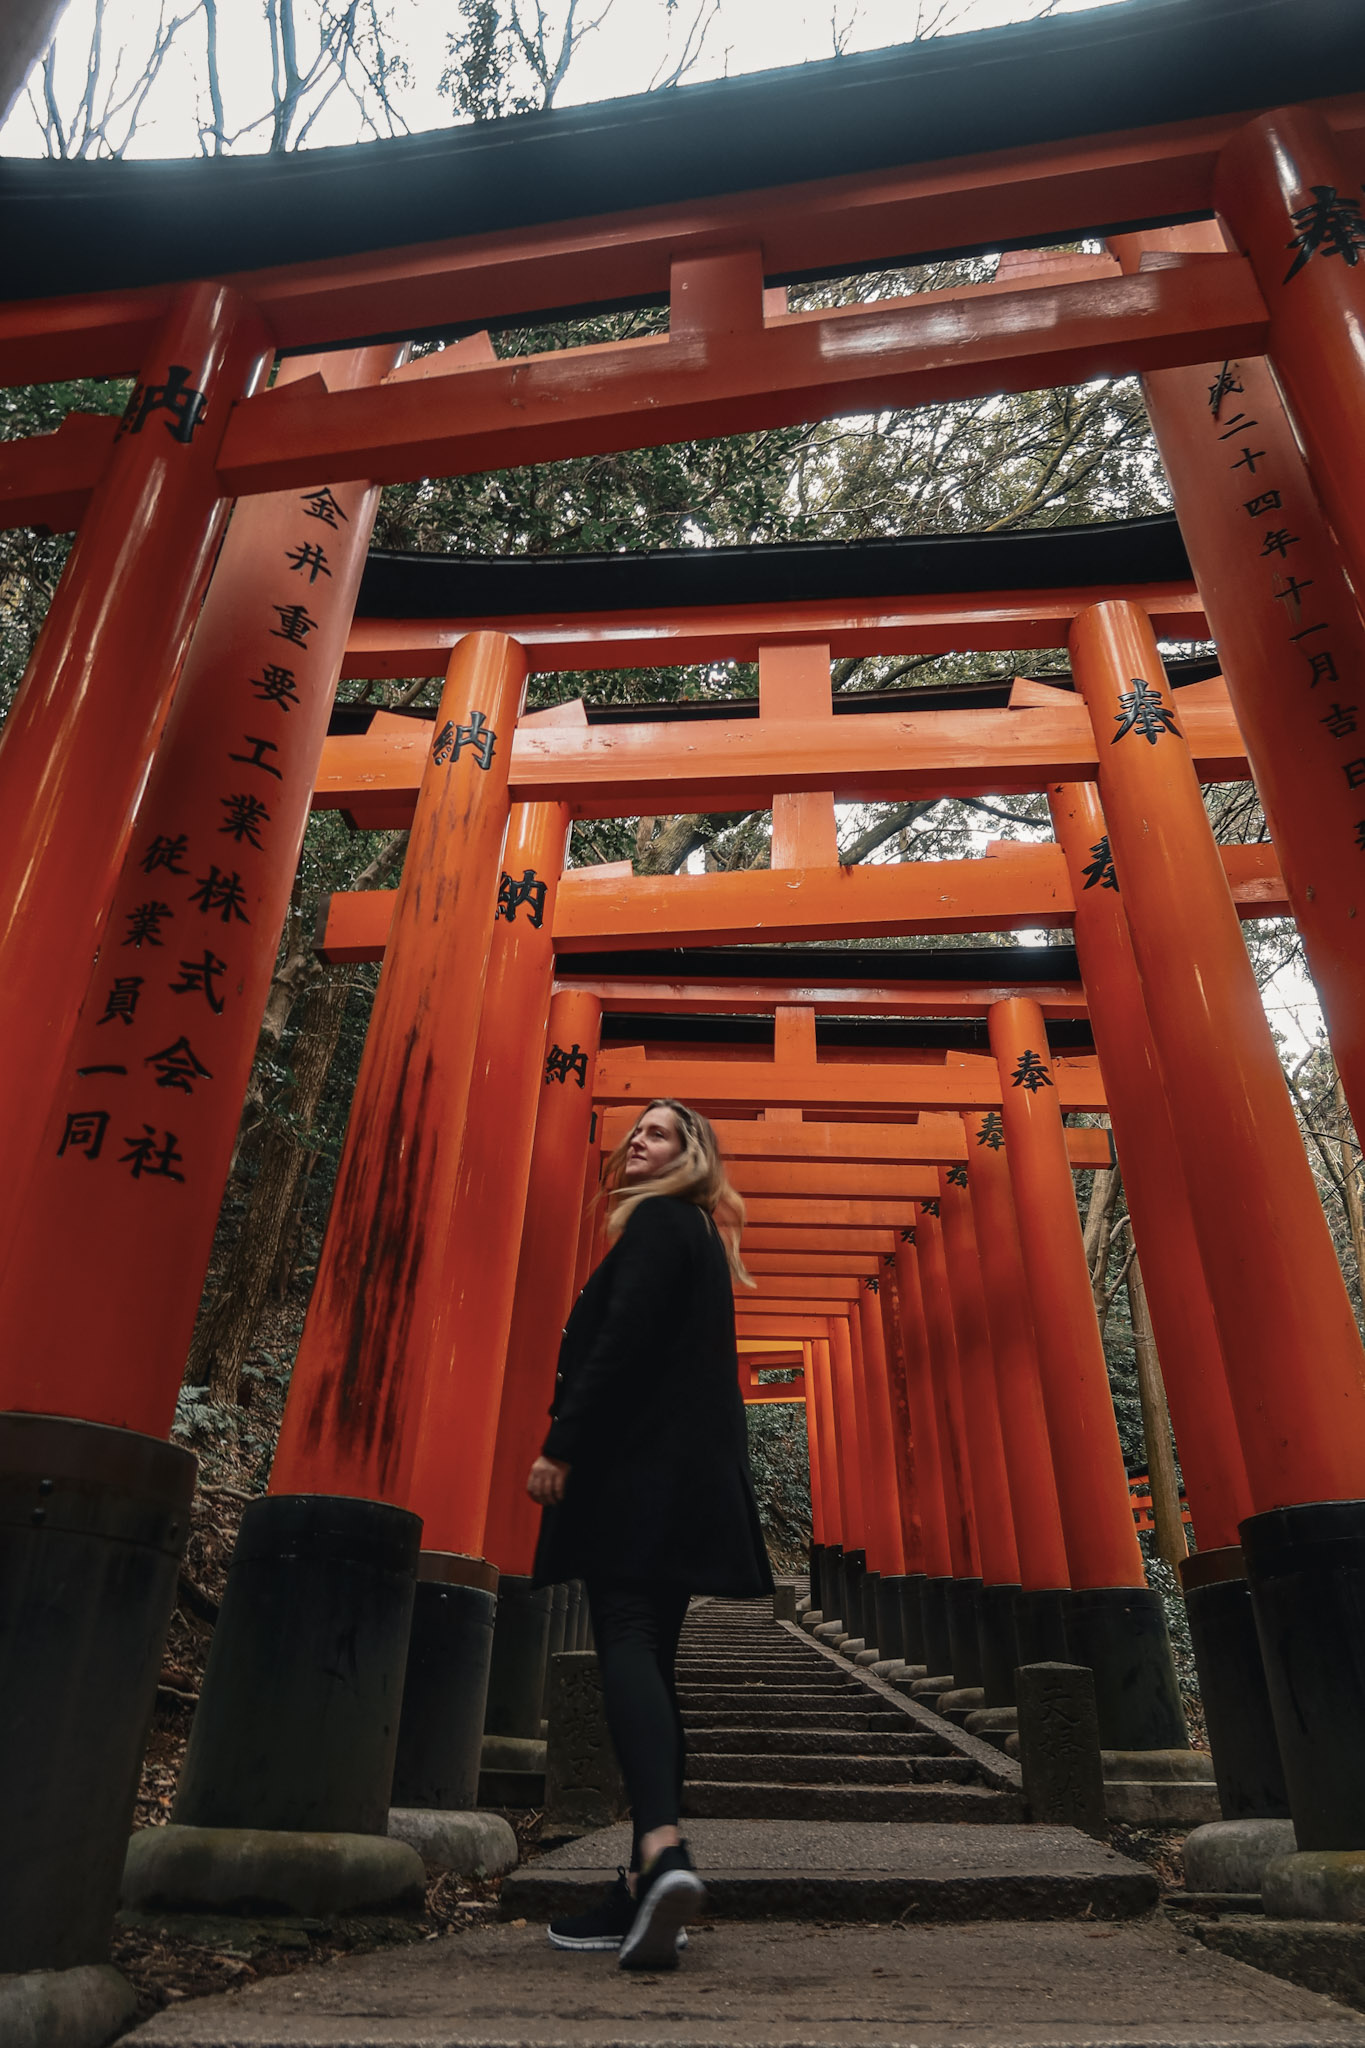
[
  {"xmin": 1102, "ymin": 1748, "xmax": 1220, "ymax": 1829},
  {"xmin": 122, "ymin": 1824, "xmax": 425, "ymax": 1919},
  {"xmin": 386, "ymin": 1809, "xmax": 518, "ymax": 1876},
  {"xmin": 1184, "ymin": 1819, "xmax": 1299, "ymax": 1895},
  {"xmin": 1190, "ymin": 1914, "xmax": 1365, "ymax": 2015},
  {"xmin": 1265, "ymin": 1851, "xmax": 1365, "ymax": 1923},
  {"xmin": 481, "ymin": 1734, "xmax": 546, "ymax": 1774},
  {"xmin": 0, "ymin": 1965, "xmax": 135, "ymax": 2048}
]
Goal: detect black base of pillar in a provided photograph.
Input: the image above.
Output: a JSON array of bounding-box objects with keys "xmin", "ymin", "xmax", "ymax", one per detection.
[
  {"xmin": 809, "ymin": 1542, "xmax": 825, "ymax": 1614},
  {"xmin": 175, "ymin": 1493, "xmax": 421, "ymax": 1835},
  {"xmin": 875, "ymin": 1575, "xmax": 907, "ymax": 1663},
  {"xmin": 1062, "ymin": 1584, "xmax": 1187, "ymax": 1751},
  {"xmin": 485, "ymin": 1574, "xmax": 554, "ymax": 1740},
  {"xmin": 1180, "ymin": 1545, "xmax": 1288, "ymax": 1822},
  {"xmin": 1014, "ymin": 1588, "xmax": 1071, "ymax": 1666},
  {"xmin": 921, "ymin": 1577, "xmax": 954, "ymax": 1676},
  {"xmin": 819, "ymin": 1542, "xmax": 842, "ymax": 1623},
  {"xmin": 392, "ymin": 1554, "xmax": 499, "ymax": 1812},
  {"xmin": 978, "ymin": 1582, "xmax": 1022, "ymax": 1707},
  {"xmin": 566, "ymin": 1582, "xmax": 584, "ymax": 1652},
  {"xmin": 861, "ymin": 1568, "xmax": 881, "ymax": 1650},
  {"xmin": 0, "ymin": 1412, "xmax": 195, "ymax": 1973},
  {"xmin": 842, "ymin": 1549, "xmax": 867, "ymax": 1638},
  {"xmin": 946, "ymin": 1577, "xmax": 985, "ymax": 1687},
  {"xmin": 899, "ymin": 1573, "xmax": 927, "ymax": 1666},
  {"xmin": 1242, "ymin": 1499, "xmax": 1365, "ymax": 1849}
]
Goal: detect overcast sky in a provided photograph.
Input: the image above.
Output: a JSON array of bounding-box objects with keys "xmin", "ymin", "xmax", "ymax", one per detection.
[{"xmin": 2, "ymin": 0, "xmax": 1129, "ymax": 158}]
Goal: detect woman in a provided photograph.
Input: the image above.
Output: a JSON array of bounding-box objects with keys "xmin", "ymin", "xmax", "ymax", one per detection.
[{"xmin": 527, "ymin": 1097, "xmax": 773, "ymax": 1971}]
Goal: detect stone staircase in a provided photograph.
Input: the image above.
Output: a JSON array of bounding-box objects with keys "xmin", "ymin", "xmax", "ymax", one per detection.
[{"xmin": 677, "ymin": 1597, "xmax": 1019, "ymax": 1824}]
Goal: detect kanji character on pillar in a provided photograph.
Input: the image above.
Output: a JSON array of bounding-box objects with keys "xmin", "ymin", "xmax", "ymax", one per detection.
[
  {"xmin": 119, "ymin": 1125, "xmax": 186, "ymax": 1182},
  {"xmin": 545, "ymin": 1042, "xmax": 589, "ymax": 1087},
  {"xmin": 170, "ymin": 950, "xmax": 228, "ymax": 1014},
  {"xmin": 496, "ymin": 868, "xmax": 548, "ymax": 927},
  {"xmin": 124, "ymin": 900, "xmax": 173, "ymax": 948},
  {"xmin": 96, "ymin": 976, "xmax": 144, "ymax": 1027},
  {"xmin": 57, "ymin": 1110, "xmax": 110, "ymax": 1161},
  {"xmin": 1284, "ymin": 185, "xmax": 1365, "ymax": 282},
  {"xmin": 1011, "ymin": 1048, "xmax": 1054, "ymax": 1092},
  {"xmin": 145, "ymin": 1036, "xmax": 214, "ymax": 1094},
  {"xmin": 1111, "ymin": 679, "xmax": 1179, "ymax": 746},
  {"xmin": 119, "ymin": 365, "xmax": 207, "ymax": 443}
]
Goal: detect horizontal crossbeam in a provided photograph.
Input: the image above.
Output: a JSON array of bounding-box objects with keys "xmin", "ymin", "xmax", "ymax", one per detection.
[
  {"xmin": 593, "ymin": 1053, "xmax": 1107, "ymax": 1113},
  {"xmin": 318, "ymin": 839, "xmax": 1286, "ymax": 960},
  {"xmin": 213, "ymin": 258, "xmax": 1269, "ymax": 498}
]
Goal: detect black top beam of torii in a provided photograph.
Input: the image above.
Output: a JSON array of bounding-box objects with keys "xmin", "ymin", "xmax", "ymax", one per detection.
[{"xmin": 1, "ymin": 0, "xmax": 1360, "ymax": 309}]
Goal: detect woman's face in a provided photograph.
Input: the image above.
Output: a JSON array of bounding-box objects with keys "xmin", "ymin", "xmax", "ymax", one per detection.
[{"xmin": 623, "ymin": 1107, "xmax": 685, "ymax": 1184}]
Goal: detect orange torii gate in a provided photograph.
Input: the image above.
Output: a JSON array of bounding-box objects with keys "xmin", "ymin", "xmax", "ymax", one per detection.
[{"xmin": 3, "ymin": 1, "xmax": 1365, "ymax": 1984}]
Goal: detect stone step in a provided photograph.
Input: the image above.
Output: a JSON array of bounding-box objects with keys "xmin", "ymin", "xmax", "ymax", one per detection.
[
  {"xmin": 502, "ymin": 1817, "xmax": 1157, "ymax": 1926},
  {"xmin": 678, "ymin": 1688, "xmax": 865, "ymax": 1709},
  {"xmin": 682, "ymin": 1779, "xmax": 1020, "ymax": 1822},
  {"xmin": 687, "ymin": 1750, "xmax": 980, "ymax": 1786},
  {"xmin": 683, "ymin": 1706, "xmax": 905, "ymax": 1729},
  {"xmin": 693, "ymin": 1725, "xmax": 948, "ymax": 1756}
]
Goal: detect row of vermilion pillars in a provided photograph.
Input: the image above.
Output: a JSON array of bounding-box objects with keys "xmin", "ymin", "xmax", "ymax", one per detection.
[{"xmin": 6, "ymin": 99, "xmax": 1365, "ymax": 1976}]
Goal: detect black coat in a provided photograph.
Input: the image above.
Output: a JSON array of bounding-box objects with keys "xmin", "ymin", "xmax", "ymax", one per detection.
[{"xmin": 532, "ymin": 1195, "xmax": 774, "ymax": 1598}]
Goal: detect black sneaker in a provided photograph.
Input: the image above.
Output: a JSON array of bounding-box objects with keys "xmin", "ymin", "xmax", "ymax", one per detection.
[
  {"xmin": 548, "ymin": 1868, "xmax": 688, "ymax": 1953},
  {"xmin": 618, "ymin": 1842, "xmax": 706, "ymax": 1971}
]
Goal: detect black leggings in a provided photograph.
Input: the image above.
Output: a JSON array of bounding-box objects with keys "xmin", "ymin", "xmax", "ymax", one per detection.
[{"xmin": 585, "ymin": 1580, "xmax": 691, "ymax": 1869}]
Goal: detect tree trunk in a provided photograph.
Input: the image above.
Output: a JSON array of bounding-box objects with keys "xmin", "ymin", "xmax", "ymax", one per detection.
[
  {"xmin": 1335, "ymin": 1077, "xmax": 1365, "ymax": 1303},
  {"xmin": 187, "ymin": 970, "xmax": 353, "ymax": 1404},
  {"xmin": 1128, "ymin": 1253, "xmax": 1188, "ymax": 1573},
  {"xmin": 1082, "ymin": 1157, "xmax": 1123, "ymax": 1314}
]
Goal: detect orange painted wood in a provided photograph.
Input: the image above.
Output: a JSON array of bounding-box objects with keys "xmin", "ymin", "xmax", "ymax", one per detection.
[
  {"xmin": 317, "ymin": 836, "xmax": 1284, "ymax": 958},
  {"xmin": 270, "ymin": 632, "xmax": 527, "ymax": 1504},
  {"xmin": 893, "ymin": 1236, "xmax": 953, "ymax": 1580},
  {"xmin": 740, "ymin": 1311, "xmax": 844, "ymax": 1341},
  {"xmin": 1071, "ymin": 599, "xmax": 1365, "ymax": 1513},
  {"xmin": 732, "ymin": 1161, "xmax": 950, "ymax": 1200},
  {"xmin": 406, "ymin": 800, "xmax": 571, "ymax": 1558},
  {"xmin": 748, "ymin": 1294, "xmax": 853, "ymax": 1316},
  {"xmin": 602, "ymin": 1109, "xmax": 1113, "ymax": 1167},
  {"xmin": 342, "ymin": 586, "xmax": 1207, "ymax": 676},
  {"xmin": 0, "ymin": 346, "xmax": 399, "ymax": 1431},
  {"xmin": 740, "ymin": 1195, "xmax": 936, "ymax": 1226},
  {"xmin": 593, "ymin": 1053, "xmax": 1107, "ymax": 1114},
  {"xmin": 963, "ymin": 1111, "xmax": 1071, "ymax": 1592},
  {"xmin": 1050, "ymin": 780, "xmax": 1253, "ymax": 1550},
  {"xmin": 744, "ymin": 1227, "xmax": 896, "ymax": 1255},
  {"xmin": 747, "ymin": 1251, "xmax": 881, "ymax": 1277},
  {"xmin": 1217, "ymin": 107, "xmax": 1365, "ymax": 626},
  {"xmin": 937, "ymin": 1167, "xmax": 1021, "ymax": 1588},
  {"xmin": 877, "ymin": 1265, "xmax": 925, "ymax": 1575},
  {"xmin": 914, "ymin": 1202, "xmax": 980, "ymax": 1579},
  {"xmin": 800, "ymin": 1345, "xmax": 827, "ymax": 1546},
  {"xmin": 11, "ymin": 101, "xmax": 1364, "ymax": 390},
  {"xmin": 0, "ymin": 286, "xmax": 270, "ymax": 1295},
  {"xmin": 808, "ymin": 1335, "xmax": 844, "ymax": 1550},
  {"xmin": 558, "ymin": 974, "xmax": 1088, "ymax": 1020},
  {"xmin": 313, "ymin": 695, "xmax": 1256, "ymax": 827},
  {"xmin": 214, "ymin": 257, "xmax": 1269, "ymax": 498},
  {"xmin": 857, "ymin": 1284, "xmax": 907, "ymax": 1577},
  {"xmin": 483, "ymin": 987, "xmax": 604, "ymax": 1574},
  {"xmin": 988, "ymin": 995, "xmax": 1144, "ymax": 1589},
  {"xmin": 827, "ymin": 1314, "xmax": 868, "ymax": 1552},
  {"xmin": 1114, "ymin": 225, "xmax": 1365, "ymax": 1145},
  {"xmin": 741, "ymin": 1274, "xmax": 862, "ymax": 1299}
]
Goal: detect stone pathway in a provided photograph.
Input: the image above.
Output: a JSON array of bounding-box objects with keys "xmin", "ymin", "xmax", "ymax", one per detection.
[
  {"xmin": 126, "ymin": 1596, "xmax": 1365, "ymax": 2046},
  {"xmin": 129, "ymin": 1917, "xmax": 1365, "ymax": 2045}
]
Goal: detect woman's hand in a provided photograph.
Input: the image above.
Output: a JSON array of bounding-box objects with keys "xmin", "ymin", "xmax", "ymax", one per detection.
[{"xmin": 527, "ymin": 1455, "xmax": 570, "ymax": 1505}]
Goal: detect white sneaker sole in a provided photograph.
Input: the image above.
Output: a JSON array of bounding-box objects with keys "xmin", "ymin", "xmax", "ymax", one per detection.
[
  {"xmin": 618, "ymin": 1870, "xmax": 707, "ymax": 1971},
  {"xmin": 547, "ymin": 1927, "xmax": 688, "ymax": 1953}
]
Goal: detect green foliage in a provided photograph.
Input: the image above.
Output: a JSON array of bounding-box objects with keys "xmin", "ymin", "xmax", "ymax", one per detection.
[{"xmin": 745, "ymin": 1402, "xmax": 812, "ymax": 1569}]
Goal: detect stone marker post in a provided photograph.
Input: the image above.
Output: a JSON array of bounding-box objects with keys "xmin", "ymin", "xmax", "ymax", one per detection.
[
  {"xmin": 544, "ymin": 1651, "xmax": 626, "ymax": 1833},
  {"xmin": 1016, "ymin": 1662, "xmax": 1107, "ymax": 1840}
]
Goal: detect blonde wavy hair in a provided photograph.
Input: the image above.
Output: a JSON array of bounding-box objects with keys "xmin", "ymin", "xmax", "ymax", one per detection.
[{"xmin": 602, "ymin": 1098, "xmax": 753, "ymax": 1287}]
